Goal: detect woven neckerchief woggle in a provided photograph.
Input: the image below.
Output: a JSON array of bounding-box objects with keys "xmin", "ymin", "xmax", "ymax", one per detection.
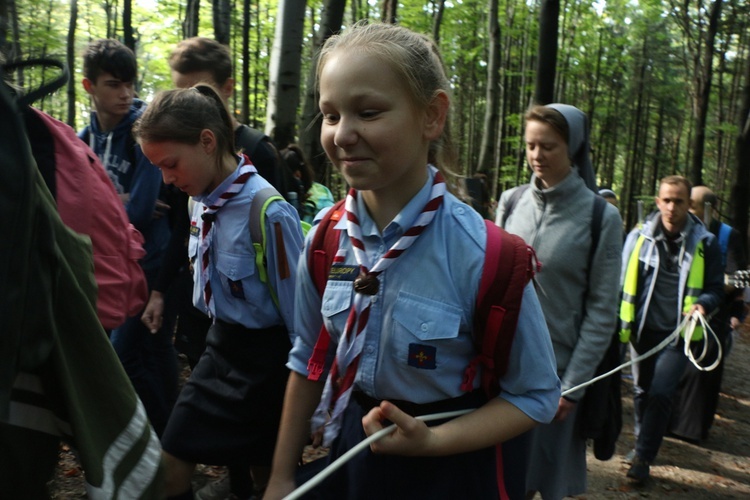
[
  {"xmin": 199, "ymin": 156, "xmax": 257, "ymax": 317},
  {"xmin": 311, "ymin": 164, "xmax": 446, "ymax": 446}
]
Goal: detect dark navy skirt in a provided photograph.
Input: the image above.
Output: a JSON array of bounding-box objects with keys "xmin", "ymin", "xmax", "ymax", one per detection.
[
  {"xmin": 296, "ymin": 390, "xmax": 500, "ymax": 499},
  {"xmin": 161, "ymin": 321, "xmax": 291, "ymax": 466}
]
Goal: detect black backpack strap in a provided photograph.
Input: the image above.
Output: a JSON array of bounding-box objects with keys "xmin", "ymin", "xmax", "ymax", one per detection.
[
  {"xmin": 588, "ymin": 195, "xmax": 607, "ymax": 271},
  {"xmin": 2, "ymin": 58, "xmax": 69, "ymax": 107},
  {"xmin": 21, "ymin": 108, "xmax": 57, "ymax": 199},
  {"xmin": 235, "ymin": 124, "xmax": 267, "ymax": 158},
  {"xmin": 500, "ymin": 184, "xmax": 530, "ymax": 227}
]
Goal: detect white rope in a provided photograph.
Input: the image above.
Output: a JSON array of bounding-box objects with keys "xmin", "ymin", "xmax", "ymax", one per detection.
[
  {"xmin": 284, "ymin": 311, "xmax": 721, "ymax": 499},
  {"xmin": 683, "ymin": 309, "xmax": 723, "ymax": 371}
]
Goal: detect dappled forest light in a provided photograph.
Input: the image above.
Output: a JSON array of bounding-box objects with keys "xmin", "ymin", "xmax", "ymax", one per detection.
[{"xmin": 1, "ymin": 0, "xmax": 748, "ymax": 237}]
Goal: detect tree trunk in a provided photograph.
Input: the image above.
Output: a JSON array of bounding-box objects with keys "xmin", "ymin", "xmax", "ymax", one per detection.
[
  {"xmin": 182, "ymin": 0, "xmax": 200, "ymax": 39},
  {"xmin": 240, "ymin": 0, "xmax": 250, "ymax": 124},
  {"xmin": 213, "ymin": 0, "xmax": 231, "ymax": 45},
  {"xmin": 265, "ymin": 0, "xmax": 306, "ymax": 148},
  {"xmin": 622, "ymin": 40, "xmax": 648, "ymax": 229},
  {"xmin": 0, "ymin": 0, "xmax": 9, "ymax": 54},
  {"xmin": 477, "ymin": 0, "xmax": 500, "ymax": 174},
  {"xmin": 4, "ymin": 0, "xmax": 23, "ymax": 86},
  {"xmin": 432, "ymin": 0, "xmax": 446, "ymax": 44},
  {"xmin": 299, "ymin": 0, "xmax": 346, "ymax": 181},
  {"xmin": 123, "ymin": 0, "xmax": 134, "ymax": 53},
  {"xmin": 381, "ymin": 0, "xmax": 396, "ymax": 24},
  {"xmin": 534, "ymin": 0, "xmax": 559, "ymax": 105},
  {"xmin": 730, "ymin": 51, "xmax": 750, "ymax": 251},
  {"xmin": 690, "ymin": 0, "xmax": 723, "ymax": 187},
  {"xmin": 66, "ymin": 0, "xmax": 77, "ymax": 126}
]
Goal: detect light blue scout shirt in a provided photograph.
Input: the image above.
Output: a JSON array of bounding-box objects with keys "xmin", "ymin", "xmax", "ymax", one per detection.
[
  {"xmin": 188, "ymin": 157, "xmax": 304, "ymax": 339},
  {"xmin": 289, "ymin": 169, "xmax": 560, "ymax": 424}
]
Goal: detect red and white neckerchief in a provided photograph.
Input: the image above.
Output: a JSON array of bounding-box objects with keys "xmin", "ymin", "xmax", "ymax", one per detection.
[
  {"xmin": 311, "ymin": 166, "xmax": 446, "ymax": 446},
  {"xmin": 199, "ymin": 158, "xmax": 256, "ymax": 317}
]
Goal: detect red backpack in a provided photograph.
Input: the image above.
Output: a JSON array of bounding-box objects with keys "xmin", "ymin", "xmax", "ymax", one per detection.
[
  {"xmin": 25, "ymin": 108, "xmax": 148, "ymax": 330},
  {"xmin": 305, "ymin": 199, "xmax": 538, "ymax": 398},
  {"xmin": 305, "ymin": 200, "xmax": 537, "ymax": 499}
]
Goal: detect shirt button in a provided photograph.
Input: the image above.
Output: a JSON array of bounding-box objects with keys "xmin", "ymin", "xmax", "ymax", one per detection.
[
  {"xmin": 456, "ymin": 207, "xmax": 465, "ymax": 215},
  {"xmin": 421, "ymin": 323, "xmax": 428, "ymax": 332},
  {"xmin": 379, "ymin": 244, "xmax": 385, "ymax": 252},
  {"xmin": 366, "ymin": 346, "xmax": 374, "ymax": 354}
]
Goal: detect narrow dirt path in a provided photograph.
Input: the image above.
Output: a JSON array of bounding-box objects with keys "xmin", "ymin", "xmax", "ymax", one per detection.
[{"xmin": 580, "ymin": 328, "xmax": 750, "ymax": 499}]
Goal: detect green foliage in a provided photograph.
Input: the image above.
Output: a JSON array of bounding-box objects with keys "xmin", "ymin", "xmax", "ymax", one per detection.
[{"xmin": 6, "ymin": 0, "xmax": 746, "ymax": 205}]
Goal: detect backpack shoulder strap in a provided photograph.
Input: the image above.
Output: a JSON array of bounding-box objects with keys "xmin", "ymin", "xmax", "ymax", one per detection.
[
  {"xmin": 3, "ymin": 58, "xmax": 69, "ymax": 107},
  {"xmin": 500, "ymin": 184, "xmax": 530, "ymax": 227},
  {"xmin": 306, "ymin": 199, "xmax": 346, "ymax": 381},
  {"xmin": 462, "ymin": 220, "xmax": 537, "ymax": 396},
  {"xmin": 718, "ymin": 222, "xmax": 731, "ymax": 267},
  {"xmin": 308, "ymin": 199, "xmax": 346, "ymax": 296},
  {"xmin": 249, "ymin": 186, "xmax": 286, "ymax": 308},
  {"xmin": 588, "ymin": 194, "xmax": 607, "ymax": 271},
  {"xmin": 236, "ymin": 124, "xmax": 267, "ymax": 158}
]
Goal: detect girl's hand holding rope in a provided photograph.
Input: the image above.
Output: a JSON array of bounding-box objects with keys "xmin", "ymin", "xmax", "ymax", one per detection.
[{"xmin": 362, "ymin": 401, "xmax": 435, "ymax": 456}]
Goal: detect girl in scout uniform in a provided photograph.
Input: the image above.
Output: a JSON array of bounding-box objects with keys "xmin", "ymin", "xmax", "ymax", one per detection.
[
  {"xmin": 134, "ymin": 84, "xmax": 304, "ymax": 500},
  {"xmin": 264, "ymin": 22, "xmax": 561, "ymax": 500}
]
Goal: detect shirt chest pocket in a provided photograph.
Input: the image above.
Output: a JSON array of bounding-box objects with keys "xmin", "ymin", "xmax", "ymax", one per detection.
[
  {"xmin": 321, "ymin": 280, "xmax": 353, "ymax": 335},
  {"xmin": 215, "ymin": 250, "xmax": 257, "ymax": 300},
  {"xmin": 390, "ymin": 293, "xmax": 466, "ymax": 371}
]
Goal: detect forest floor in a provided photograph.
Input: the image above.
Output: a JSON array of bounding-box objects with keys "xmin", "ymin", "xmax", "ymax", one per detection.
[{"xmin": 49, "ymin": 328, "xmax": 750, "ymax": 499}]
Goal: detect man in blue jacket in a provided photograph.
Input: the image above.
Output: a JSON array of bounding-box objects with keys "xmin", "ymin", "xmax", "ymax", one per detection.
[
  {"xmin": 620, "ymin": 175, "xmax": 724, "ymax": 482},
  {"xmin": 79, "ymin": 39, "xmax": 176, "ymax": 436}
]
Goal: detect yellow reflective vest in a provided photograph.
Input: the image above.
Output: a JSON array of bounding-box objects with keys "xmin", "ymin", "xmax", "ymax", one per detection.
[{"xmin": 620, "ymin": 235, "xmax": 705, "ymax": 343}]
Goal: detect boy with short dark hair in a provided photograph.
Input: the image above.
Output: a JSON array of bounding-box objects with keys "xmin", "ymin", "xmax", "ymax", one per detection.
[
  {"xmin": 168, "ymin": 37, "xmax": 286, "ymax": 193},
  {"xmin": 79, "ymin": 38, "xmax": 177, "ymax": 437}
]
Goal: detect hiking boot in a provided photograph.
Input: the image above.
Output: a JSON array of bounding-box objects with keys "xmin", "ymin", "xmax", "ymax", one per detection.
[{"xmin": 626, "ymin": 455, "xmax": 650, "ymax": 482}]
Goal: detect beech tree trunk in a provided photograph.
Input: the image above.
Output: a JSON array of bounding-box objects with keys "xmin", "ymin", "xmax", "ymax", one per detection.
[
  {"xmin": 534, "ymin": 0, "xmax": 559, "ymax": 104},
  {"xmin": 66, "ymin": 0, "xmax": 77, "ymax": 125},
  {"xmin": 477, "ymin": 0, "xmax": 500, "ymax": 174},
  {"xmin": 299, "ymin": 0, "xmax": 346, "ymax": 181},
  {"xmin": 182, "ymin": 0, "xmax": 199, "ymax": 39},
  {"xmin": 265, "ymin": 0, "xmax": 306, "ymax": 148},
  {"xmin": 730, "ymin": 52, "xmax": 750, "ymax": 250},
  {"xmin": 213, "ymin": 0, "xmax": 231, "ymax": 45},
  {"xmin": 690, "ymin": 0, "xmax": 723, "ymax": 187}
]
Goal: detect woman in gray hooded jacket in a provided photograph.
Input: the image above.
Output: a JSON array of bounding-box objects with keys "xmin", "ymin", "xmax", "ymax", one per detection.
[{"xmin": 496, "ymin": 104, "xmax": 623, "ymax": 499}]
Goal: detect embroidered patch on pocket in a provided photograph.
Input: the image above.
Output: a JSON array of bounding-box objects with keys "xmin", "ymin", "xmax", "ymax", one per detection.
[
  {"xmin": 227, "ymin": 278, "xmax": 245, "ymax": 299},
  {"xmin": 408, "ymin": 343, "xmax": 437, "ymax": 369}
]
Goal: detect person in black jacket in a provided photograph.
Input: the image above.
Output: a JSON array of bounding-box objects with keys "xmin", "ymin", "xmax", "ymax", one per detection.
[{"xmin": 669, "ymin": 185, "xmax": 747, "ymax": 444}]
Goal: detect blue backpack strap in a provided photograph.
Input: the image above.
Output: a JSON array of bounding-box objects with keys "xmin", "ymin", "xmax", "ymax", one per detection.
[{"xmin": 718, "ymin": 222, "xmax": 731, "ymax": 268}]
